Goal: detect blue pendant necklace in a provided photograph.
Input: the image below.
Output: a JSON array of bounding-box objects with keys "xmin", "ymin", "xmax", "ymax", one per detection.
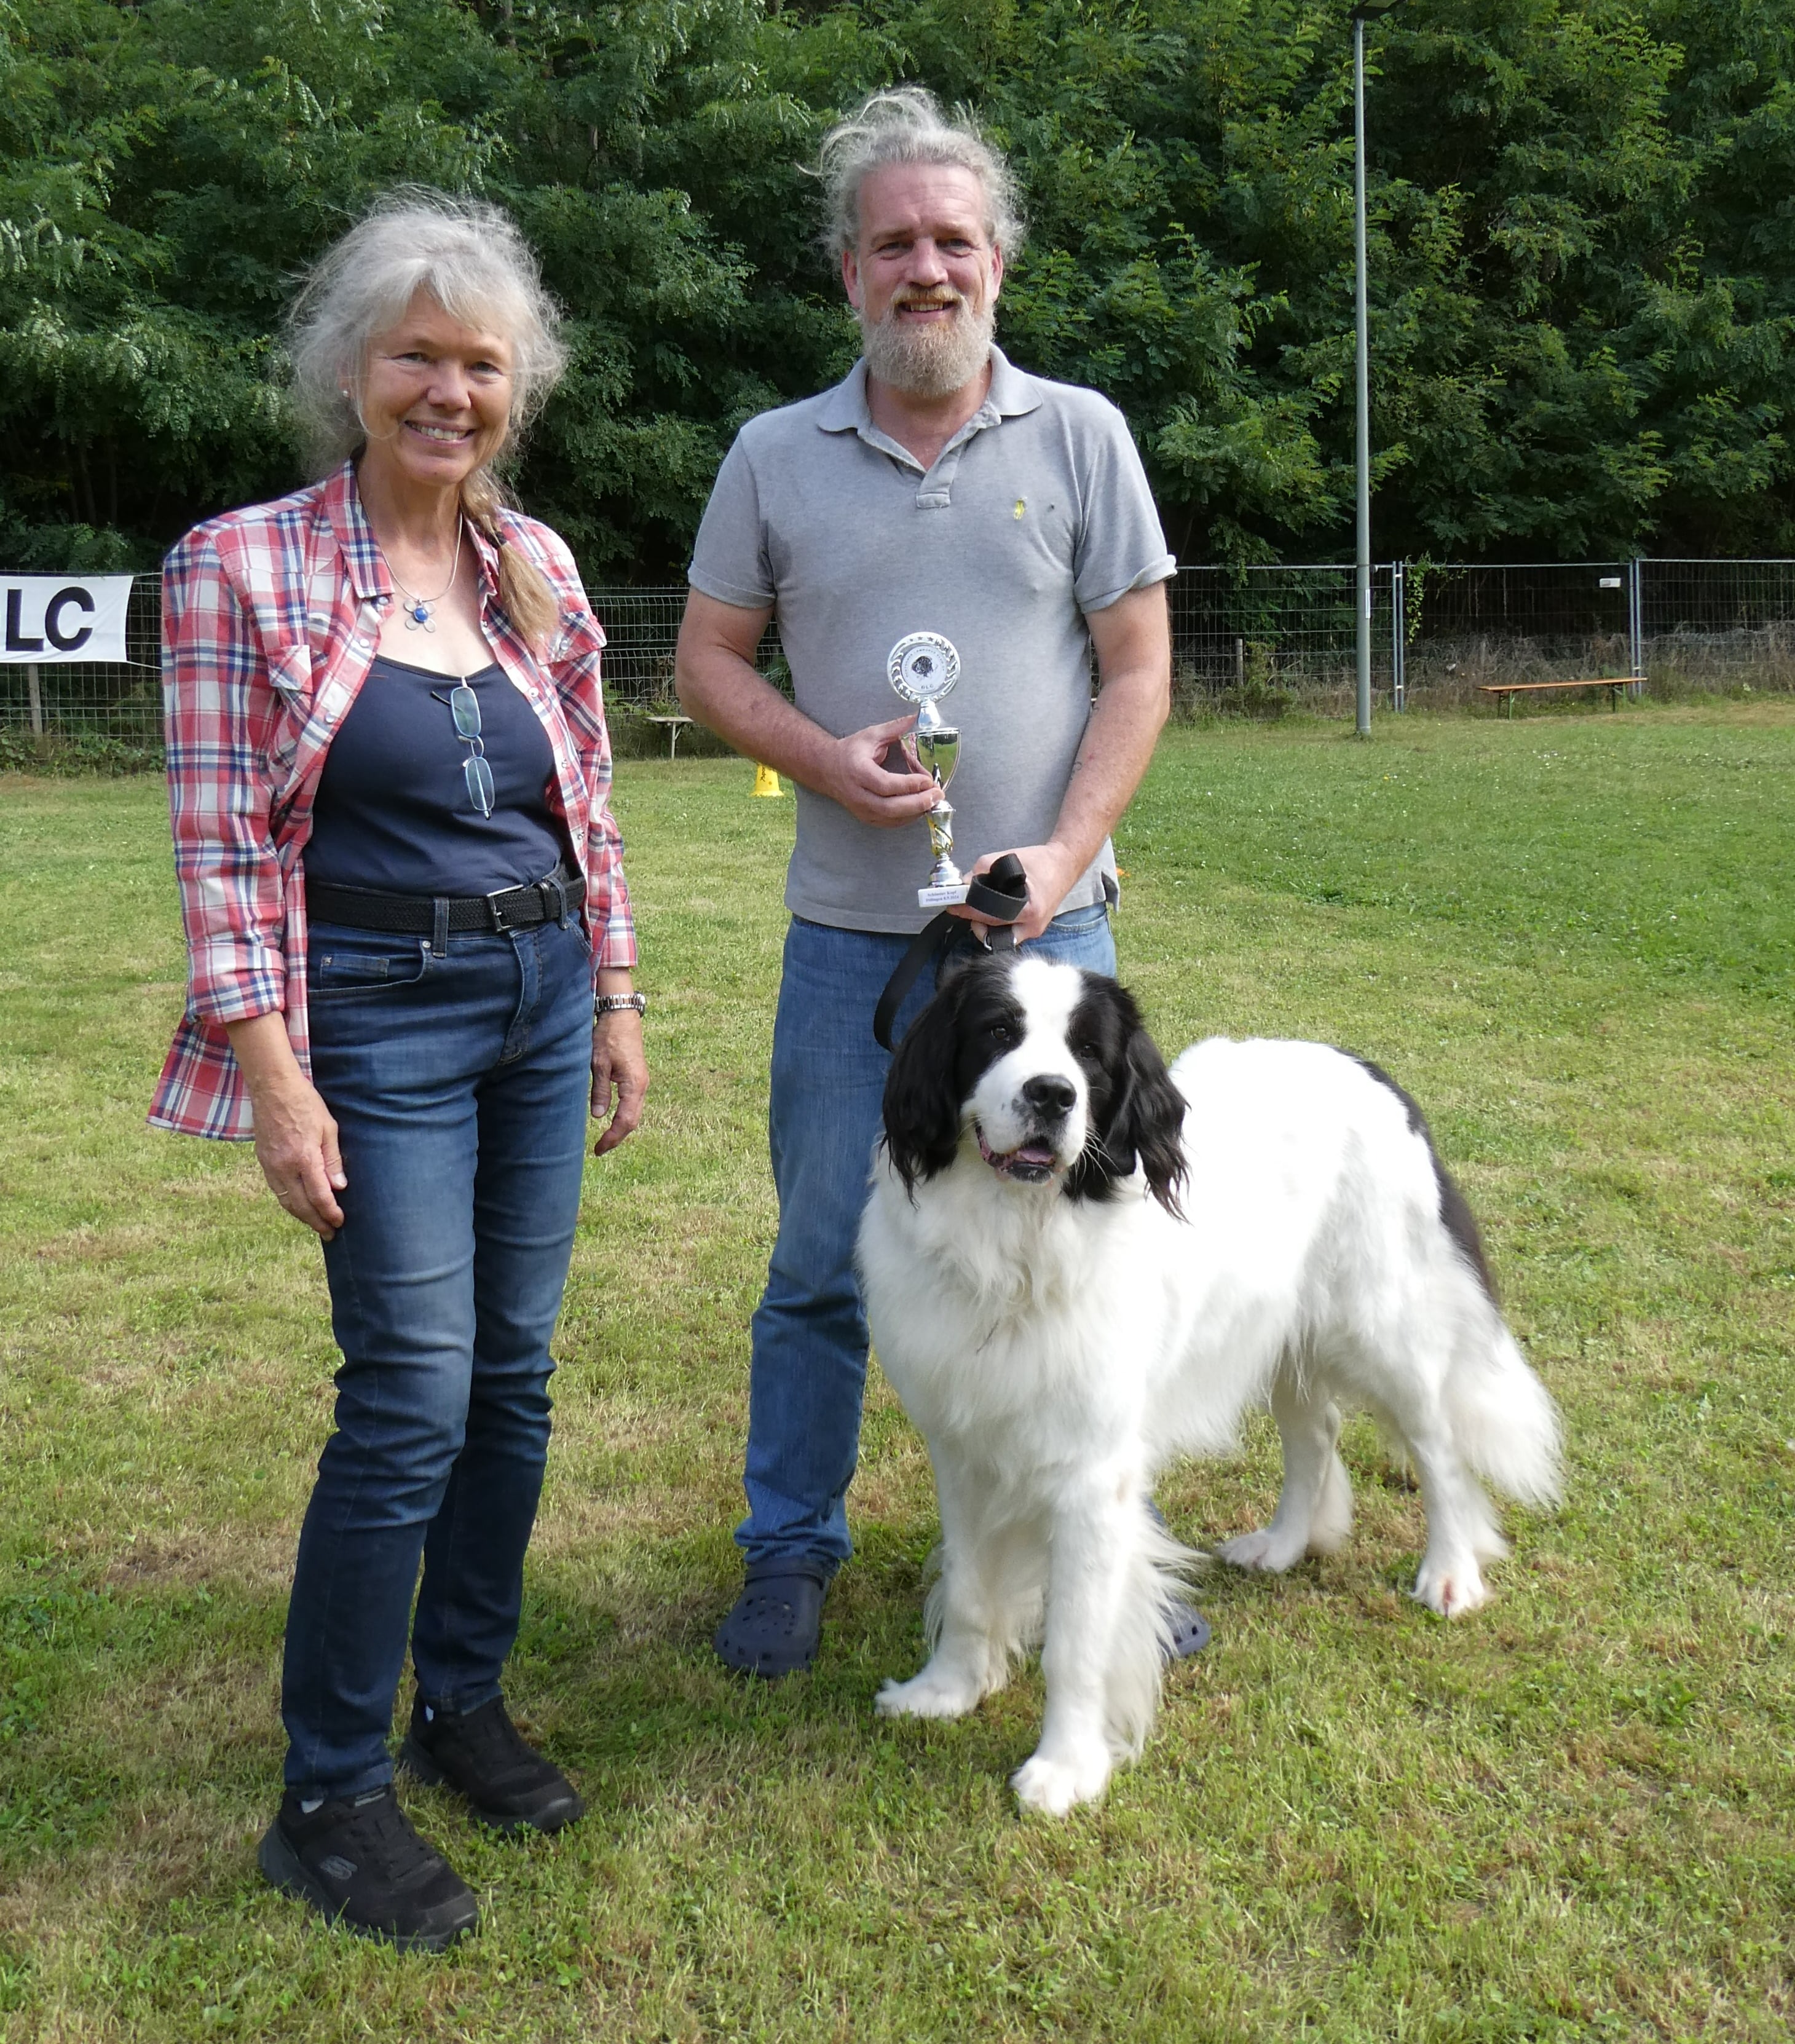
[{"xmin": 387, "ymin": 525, "xmax": 463, "ymax": 632}]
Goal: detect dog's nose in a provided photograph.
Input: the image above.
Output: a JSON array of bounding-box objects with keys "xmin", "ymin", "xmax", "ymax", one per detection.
[{"xmin": 1022, "ymin": 1075, "xmax": 1078, "ymax": 1118}]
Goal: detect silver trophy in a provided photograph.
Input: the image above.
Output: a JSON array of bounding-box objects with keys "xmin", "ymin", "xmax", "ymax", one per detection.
[{"xmin": 888, "ymin": 631, "xmax": 966, "ymax": 907}]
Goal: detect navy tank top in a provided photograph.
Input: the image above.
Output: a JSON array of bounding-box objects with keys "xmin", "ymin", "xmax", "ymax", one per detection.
[{"xmin": 304, "ymin": 655, "xmax": 568, "ymax": 896}]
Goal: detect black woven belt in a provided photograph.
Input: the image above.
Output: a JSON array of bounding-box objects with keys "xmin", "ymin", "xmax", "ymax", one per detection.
[{"xmin": 306, "ymin": 868, "xmax": 585, "ymax": 938}]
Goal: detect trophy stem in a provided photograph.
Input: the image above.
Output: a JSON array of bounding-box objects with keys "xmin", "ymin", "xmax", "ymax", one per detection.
[{"xmin": 926, "ymin": 794, "xmax": 962, "ymax": 889}]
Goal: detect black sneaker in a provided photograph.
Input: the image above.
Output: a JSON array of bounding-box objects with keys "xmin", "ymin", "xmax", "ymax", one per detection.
[
  {"xmin": 398, "ymin": 1694, "xmax": 585, "ymax": 1836},
  {"xmin": 257, "ymin": 1785, "xmax": 478, "ymax": 1952}
]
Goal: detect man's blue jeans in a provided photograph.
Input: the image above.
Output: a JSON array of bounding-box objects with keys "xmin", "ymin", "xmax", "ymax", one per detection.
[
  {"xmin": 740, "ymin": 904, "xmax": 1118, "ymax": 1572},
  {"xmin": 282, "ymin": 914, "xmax": 592, "ymax": 1797}
]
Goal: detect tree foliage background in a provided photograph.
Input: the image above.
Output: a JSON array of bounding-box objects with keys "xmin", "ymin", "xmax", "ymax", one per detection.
[{"xmin": 4, "ymin": 0, "xmax": 1793, "ymax": 577}]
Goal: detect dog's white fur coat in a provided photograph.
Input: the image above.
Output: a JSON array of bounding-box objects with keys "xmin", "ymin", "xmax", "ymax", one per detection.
[{"xmin": 857, "ymin": 955, "xmax": 1560, "ymax": 1815}]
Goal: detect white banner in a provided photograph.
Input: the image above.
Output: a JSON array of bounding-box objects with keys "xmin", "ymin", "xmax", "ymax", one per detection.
[{"xmin": 1, "ymin": 575, "xmax": 135, "ymax": 665}]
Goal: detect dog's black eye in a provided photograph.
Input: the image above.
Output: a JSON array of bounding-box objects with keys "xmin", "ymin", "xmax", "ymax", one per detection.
[
  {"xmin": 1075, "ymin": 1040, "xmax": 1102, "ymax": 1062},
  {"xmin": 989, "ymin": 1023, "xmax": 1014, "ymax": 1046}
]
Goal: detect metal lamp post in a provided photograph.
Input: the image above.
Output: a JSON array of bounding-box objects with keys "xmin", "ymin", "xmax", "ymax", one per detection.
[{"xmin": 1352, "ymin": 0, "xmax": 1403, "ymax": 737}]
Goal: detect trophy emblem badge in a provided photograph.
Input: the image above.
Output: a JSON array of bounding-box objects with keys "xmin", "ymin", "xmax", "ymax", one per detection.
[{"xmin": 887, "ymin": 632, "xmax": 966, "ymax": 906}]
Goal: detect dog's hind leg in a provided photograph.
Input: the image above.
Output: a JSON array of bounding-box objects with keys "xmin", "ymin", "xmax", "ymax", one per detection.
[
  {"xmin": 1396, "ymin": 1414, "xmax": 1504, "ymax": 1617},
  {"xmin": 1371, "ymin": 1363, "xmax": 1504, "ymax": 1617},
  {"xmin": 877, "ymin": 1450, "xmax": 1036, "ymax": 1722},
  {"xmin": 1215, "ymin": 1365, "xmax": 1351, "ymax": 1575}
]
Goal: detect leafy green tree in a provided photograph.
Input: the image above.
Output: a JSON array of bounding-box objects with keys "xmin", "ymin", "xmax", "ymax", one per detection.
[{"xmin": 2, "ymin": 0, "xmax": 1791, "ymax": 574}]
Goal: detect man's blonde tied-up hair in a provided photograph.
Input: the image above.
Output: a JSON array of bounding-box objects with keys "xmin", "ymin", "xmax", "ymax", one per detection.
[
  {"xmin": 817, "ymin": 86, "xmax": 1024, "ymax": 261},
  {"xmin": 287, "ymin": 188, "xmax": 569, "ymax": 650}
]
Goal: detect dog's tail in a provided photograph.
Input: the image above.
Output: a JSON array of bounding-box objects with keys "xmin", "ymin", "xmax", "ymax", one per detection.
[
  {"xmin": 1447, "ymin": 1315, "xmax": 1563, "ymax": 1509},
  {"xmin": 1105, "ymin": 1507, "xmax": 1202, "ymax": 1763}
]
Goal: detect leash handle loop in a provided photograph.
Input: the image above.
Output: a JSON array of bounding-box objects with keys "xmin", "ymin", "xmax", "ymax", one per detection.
[{"xmin": 872, "ymin": 853, "xmax": 1030, "ymax": 1050}]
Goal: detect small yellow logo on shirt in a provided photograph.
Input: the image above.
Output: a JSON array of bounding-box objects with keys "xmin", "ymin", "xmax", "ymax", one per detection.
[{"xmin": 1014, "ymin": 498, "xmax": 1026, "ymax": 519}]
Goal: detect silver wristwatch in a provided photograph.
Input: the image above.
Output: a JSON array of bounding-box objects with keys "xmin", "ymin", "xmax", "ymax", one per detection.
[{"xmin": 594, "ymin": 991, "xmax": 648, "ymax": 1018}]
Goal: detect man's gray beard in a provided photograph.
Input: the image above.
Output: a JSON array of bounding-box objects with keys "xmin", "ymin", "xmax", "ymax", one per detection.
[{"xmin": 861, "ymin": 296, "xmax": 997, "ymax": 397}]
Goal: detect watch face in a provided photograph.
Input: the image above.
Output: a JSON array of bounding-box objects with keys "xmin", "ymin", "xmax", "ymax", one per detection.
[{"xmin": 887, "ymin": 632, "xmax": 961, "ymax": 705}]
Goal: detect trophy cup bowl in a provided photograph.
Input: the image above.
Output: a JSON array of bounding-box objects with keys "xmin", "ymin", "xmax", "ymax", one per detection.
[
  {"xmin": 888, "ymin": 633, "xmax": 966, "ymax": 906},
  {"xmin": 911, "ymin": 701, "xmax": 960, "ymax": 798}
]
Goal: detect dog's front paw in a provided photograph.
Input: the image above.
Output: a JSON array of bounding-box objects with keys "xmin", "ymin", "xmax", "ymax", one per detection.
[
  {"xmin": 1011, "ymin": 1743, "xmax": 1111, "ymax": 1816},
  {"xmin": 875, "ymin": 1662, "xmax": 985, "ymax": 1721},
  {"xmin": 1216, "ymin": 1528, "xmax": 1304, "ymax": 1574},
  {"xmin": 1411, "ymin": 1555, "xmax": 1489, "ymax": 1617}
]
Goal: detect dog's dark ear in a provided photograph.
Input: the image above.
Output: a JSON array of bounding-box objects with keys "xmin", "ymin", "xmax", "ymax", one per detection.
[
  {"xmin": 1064, "ymin": 982, "xmax": 1187, "ymax": 1211},
  {"xmin": 1113, "ymin": 1024, "xmax": 1189, "ymax": 1213},
  {"xmin": 880, "ymin": 977, "xmax": 967, "ymax": 1196}
]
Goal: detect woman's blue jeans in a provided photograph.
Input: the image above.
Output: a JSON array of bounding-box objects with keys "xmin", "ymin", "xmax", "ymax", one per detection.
[
  {"xmin": 740, "ymin": 904, "xmax": 1118, "ymax": 1573},
  {"xmin": 282, "ymin": 915, "xmax": 592, "ymax": 1797}
]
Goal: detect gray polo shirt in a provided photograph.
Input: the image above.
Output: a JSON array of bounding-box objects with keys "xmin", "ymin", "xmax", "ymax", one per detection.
[{"xmin": 687, "ymin": 347, "xmax": 1175, "ymax": 934}]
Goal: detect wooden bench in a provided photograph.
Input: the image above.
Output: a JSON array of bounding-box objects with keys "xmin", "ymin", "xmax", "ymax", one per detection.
[
  {"xmin": 1479, "ymin": 678, "xmax": 1632, "ymax": 717},
  {"xmin": 644, "ymin": 712, "xmax": 695, "ymax": 757}
]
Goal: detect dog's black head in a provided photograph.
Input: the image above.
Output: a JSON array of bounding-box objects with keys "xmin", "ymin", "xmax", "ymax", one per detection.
[{"xmin": 880, "ymin": 951, "xmax": 1187, "ymax": 1212}]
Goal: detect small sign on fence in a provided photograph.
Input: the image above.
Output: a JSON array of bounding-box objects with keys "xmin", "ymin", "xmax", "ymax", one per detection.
[{"xmin": 1, "ymin": 575, "xmax": 134, "ymax": 665}]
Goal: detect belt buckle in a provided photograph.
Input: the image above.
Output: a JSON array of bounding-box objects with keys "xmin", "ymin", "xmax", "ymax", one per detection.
[{"xmin": 485, "ymin": 885, "xmax": 519, "ymax": 933}]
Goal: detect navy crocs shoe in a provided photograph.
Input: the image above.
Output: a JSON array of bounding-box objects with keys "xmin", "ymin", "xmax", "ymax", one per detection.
[
  {"xmin": 1164, "ymin": 1600, "xmax": 1212, "ymax": 1660},
  {"xmin": 1148, "ymin": 1500, "xmax": 1213, "ymax": 1661},
  {"xmin": 713, "ymin": 1558, "xmax": 832, "ymax": 1679}
]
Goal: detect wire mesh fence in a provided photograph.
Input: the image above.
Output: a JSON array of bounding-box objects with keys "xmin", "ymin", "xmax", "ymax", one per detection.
[
  {"xmin": 1169, "ymin": 564, "xmax": 1400, "ymax": 714},
  {"xmin": 6, "ymin": 557, "xmax": 1793, "ymax": 760},
  {"xmin": 1640, "ymin": 558, "xmax": 1795, "ymax": 693},
  {"xmin": 1398, "ymin": 561, "xmax": 1643, "ymax": 709},
  {"xmin": 596, "ymin": 588, "xmax": 786, "ymax": 709}
]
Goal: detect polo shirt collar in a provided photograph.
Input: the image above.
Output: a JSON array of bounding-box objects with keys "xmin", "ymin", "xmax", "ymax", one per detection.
[
  {"xmin": 817, "ymin": 360, "xmax": 874, "ymax": 433},
  {"xmin": 985, "ymin": 345, "xmax": 1044, "ymax": 419},
  {"xmin": 817, "ymin": 345, "xmax": 1045, "ymax": 440}
]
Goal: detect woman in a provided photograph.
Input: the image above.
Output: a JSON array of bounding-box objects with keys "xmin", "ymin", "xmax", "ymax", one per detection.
[{"xmin": 151, "ymin": 190, "xmax": 647, "ymax": 1952}]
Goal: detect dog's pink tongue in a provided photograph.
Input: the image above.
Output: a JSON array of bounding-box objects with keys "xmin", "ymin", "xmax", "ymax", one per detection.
[{"xmin": 976, "ymin": 1127, "xmax": 1057, "ymax": 1175}]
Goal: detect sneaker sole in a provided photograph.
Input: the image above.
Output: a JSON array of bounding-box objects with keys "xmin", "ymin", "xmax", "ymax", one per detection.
[
  {"xmin": 397, "ymin": 1736, "xmax": 586, "ymax": 1837},
  {"xmin": 257, "ymin": 1821, "xmax": 478, "ymax": 1953}
]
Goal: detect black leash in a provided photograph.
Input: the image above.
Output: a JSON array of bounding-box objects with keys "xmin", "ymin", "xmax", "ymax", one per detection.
[{"xmin": 872, "ymin": 853, "xmax": 1028, "ymax": 1051}]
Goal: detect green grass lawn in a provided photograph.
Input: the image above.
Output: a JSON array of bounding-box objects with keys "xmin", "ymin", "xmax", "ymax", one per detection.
[{"xmin": 2, "ymin": 702, "xmax": 1791, "ymax": 2042}]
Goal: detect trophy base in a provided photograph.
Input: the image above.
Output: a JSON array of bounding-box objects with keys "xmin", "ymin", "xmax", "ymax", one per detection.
[{"xmin": 918, "ymin": 881, "xmax": 969, "ymax": 908}]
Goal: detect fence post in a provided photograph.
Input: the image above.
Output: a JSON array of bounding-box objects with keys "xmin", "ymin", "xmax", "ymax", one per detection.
[
  {"xmin": 26, "ymin": 662, "xmax": 44, "ymax": 737},
  {"xmin": 1391, "ymin": 562, "xmax": 1406, "ymax": 712},
  {"xmin": 1628, "ymin": 558, "xmax": 1645, "ymax": 698}
]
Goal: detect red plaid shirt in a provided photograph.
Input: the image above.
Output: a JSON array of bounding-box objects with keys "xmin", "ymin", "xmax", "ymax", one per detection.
[{"xmin": 151, "ymin": 463, "xmax": 636, "ymax": 1141}]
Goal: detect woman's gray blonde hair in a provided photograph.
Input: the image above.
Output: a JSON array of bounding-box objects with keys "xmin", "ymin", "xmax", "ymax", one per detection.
[
  {"xmin": 286, "ymin": 189, "xmax": 569, "ymax": 649},
  {"xmin": 818, "ymin": 87, "xmax": 1023, "ymax": 261}
]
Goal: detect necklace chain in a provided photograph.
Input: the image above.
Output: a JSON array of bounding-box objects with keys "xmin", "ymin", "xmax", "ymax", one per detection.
[{"xmin": 385, "ymin": 523, "xmax": 464, "ymax": 633}]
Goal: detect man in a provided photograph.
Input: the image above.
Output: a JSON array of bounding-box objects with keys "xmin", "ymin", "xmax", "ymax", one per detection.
[{"xmin": 676, "ymin": 86, "xmax": 1201, "ymax": 1677}]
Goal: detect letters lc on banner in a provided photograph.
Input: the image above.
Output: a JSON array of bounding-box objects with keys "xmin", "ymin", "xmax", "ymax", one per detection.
[{"xmin": 1, "ymin": 576, "xmax": 134, "ymax": 665}]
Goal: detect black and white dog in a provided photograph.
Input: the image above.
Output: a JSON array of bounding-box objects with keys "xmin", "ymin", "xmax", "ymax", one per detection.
[{"xmin": 856, "ymin": 952, "xmax": 1560, "ymax": 1815}]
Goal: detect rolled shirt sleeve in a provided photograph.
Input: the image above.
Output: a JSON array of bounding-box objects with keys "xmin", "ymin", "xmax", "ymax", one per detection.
[
  {"xmin": 585, "ymin": 797, "xmax": 637, "ymax": 974},
  {"xmin": 531, "ymin": 537, "xmax": 639, "ymax": 976},
  {"xmin": 162, "ymin": 532, "xmax": 291, "ymax": 1026}
]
